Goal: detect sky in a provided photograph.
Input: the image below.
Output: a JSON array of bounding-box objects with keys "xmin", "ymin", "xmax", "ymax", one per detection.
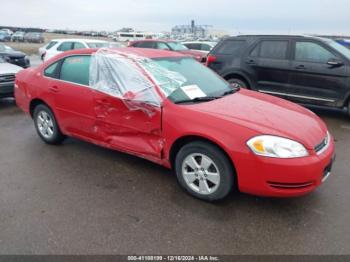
[{"xmin": 1, "ymin": 0, "xmax": 350, "ymax": 35}]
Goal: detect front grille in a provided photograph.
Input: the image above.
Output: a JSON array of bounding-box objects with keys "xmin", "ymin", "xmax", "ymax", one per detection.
[
  {"xmin": 315, "ymin": 133, "xmax": 330, "ymax": 154},
  {"xmin": 9, "ymin": 57, "xmax": 26, "ymax": 67},
  {"xmin": 267, "ymin": 181, "xmax": 314, "ymax": 189},
  {"xmin": 0, "ymin": 74, "xmax": 15, "ymax": 83}
]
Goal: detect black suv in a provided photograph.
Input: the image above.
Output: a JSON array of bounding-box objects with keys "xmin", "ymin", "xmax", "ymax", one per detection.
[{"xmin": 207, "ymin": 35, "xmax": 350, "ymax": 116}]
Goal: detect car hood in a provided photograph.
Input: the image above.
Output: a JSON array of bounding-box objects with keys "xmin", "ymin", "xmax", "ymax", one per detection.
[
  {"xmin": 0, "ymin": 62, "xmax": 23, "ymax": 74},
  {"xmin": 187, "ymin": 89, "xmax": 327, "ymax": 149},
  {"xmin": 178, "ymin": 49, "xmax": 206, "ymax": 58},
  {"xmin": 0, "ymin": 51, "xmax": 26, "ymax": 58}
]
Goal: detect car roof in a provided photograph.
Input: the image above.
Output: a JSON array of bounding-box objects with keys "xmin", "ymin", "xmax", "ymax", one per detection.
[
  {"xmin": 131, "ymin": 39, "xmax": 176, "ymax": 43},
  {"xmin": 224, "ymin": 35, "xmax": 335, "ymax": 44},
  {"xmin": 48, "ymin": 47, "xmax": 188, "ymax": 60},
  {"xmin": 50, "ymin": 38, "xmax": 108, "ymax": 43},
  {"xmin": 183, "ymin": 41, "xmax": 216, "ymax": 44},
  {"xmin": 230, "ymin": 34, "xmax": 326, "ymax": 40}
]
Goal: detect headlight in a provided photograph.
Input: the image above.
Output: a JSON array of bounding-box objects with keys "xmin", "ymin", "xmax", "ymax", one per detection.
[{"xmin": 247, "ymin": 135, "xmax": 309, "ymax": 158}]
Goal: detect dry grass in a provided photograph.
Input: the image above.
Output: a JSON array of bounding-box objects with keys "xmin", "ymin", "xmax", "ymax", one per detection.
[{"xmin": 6, "ymin": 33, "xmax": 110, "ymax": 55}]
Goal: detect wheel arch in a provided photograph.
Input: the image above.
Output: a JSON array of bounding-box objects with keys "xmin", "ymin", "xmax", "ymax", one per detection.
[
  {"xmin": 168, "ymin": 135, "xmax": 238, "ymax": 187},
  {"xmin": 29, "ymin": 98, "xmax": 50, "ymax": 118},
  {"xmin": 223, "ymin": 71, "xmax": 252, "ymax": 89}
]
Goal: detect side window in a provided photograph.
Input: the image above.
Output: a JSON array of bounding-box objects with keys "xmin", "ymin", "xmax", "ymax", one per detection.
[
  {"xmin": 73, "ymin": 42, "xmax": 86, "ymax": 50},
  {"xmin": 295, "ymin": 42, "xmax": 336, "ymax": 63},
  {"xmin": 57, "ymin": 42, "xmax": 73, "ymax": 51},
  {"xmin": 60, "ymin": 56, "xmax": 91, "ymax": 86},
  {"xmin": 201, "ymin": 44, "xmax": 211, "ymax": 51},
  {"xmin": 260, "ymin": 41, "xmax": 288, "ymax": 59},
  {"xmin": 250, "ymin": 43, "xmax": 260, "ymax": 57},
  {"xmin": 184, "ymin": 43, "xmax": 194, "ymax": 49},
  {"xmin": 213, "ymin": 40, "xmax": 245, "ymax": 55},
  {"xmin": 44, "ymin": 62, "xmax": 60, "ymax": 78},
  {"xmin": 156, "ymin": 42, "xmax": 170, "ymax": 50}
]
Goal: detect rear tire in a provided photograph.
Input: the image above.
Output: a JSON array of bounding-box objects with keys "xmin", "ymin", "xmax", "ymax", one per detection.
[
  {"xmin": 348, "ymin": 100, "xmax": 350, "ymax": 118},
  {"xmin": 33, "ymin": 104, "xmax": 65, "ymax": 145},
  {"xmin": 175, "ymin": 141, "xmax": 235, "ymax": 201},
  {"xmin": 227, "ymin": 78, "xmax": 248, "ymax": 89}
]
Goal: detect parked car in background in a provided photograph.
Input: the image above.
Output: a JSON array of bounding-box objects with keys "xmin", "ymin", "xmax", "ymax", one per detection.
[
  {"xmin": 335, "ymin": 39, "xmax": 350, "ymax": 49},
  {"xmin": 0, "ymin": 29, "xmax": 13, "ymax": 36},
  {"xmin": 11, "ymin": 31, "xmax": 26, "ymax": 42},
  {"xmin": 129, "ymin": 40, "xmax": 207, "ymax": 63},
  {"xmin": 207, "ymin": 35, "xmax": 350, "ymax": 117},
  {"xmin": 0, "ymin": 56, "xmax": 22, "ymax": 98},
  {"xmin": 183, "ymin": 41, "xmax": 217, "ymax": 54},
  {"xmin": 38, "ymin": 41, "xmax": 58, "ymax": 60},
  {"xmin": 15, "ymin": 48, "xmax": 334, "ymax": 201},
  {"xmin": 43, "ymin": 39, "xmax": 109, "ymax": 61},
  {"xmin": 0, "ymin": 43, "xmax": 30, "ymax": 68},
  {"xmin": 113, "ymin": 32, "xmax": 147, "ymax": 42},
  {"xmin": 24, "ymin": 32, "xmax": 44, "ymax": 43},
  {"xmin": 0, "ymin": 31, "xmax": 11, "ymax": 42}
]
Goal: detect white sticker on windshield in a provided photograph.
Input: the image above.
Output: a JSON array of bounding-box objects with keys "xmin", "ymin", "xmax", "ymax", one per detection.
[{"xmin": 181, "ymin": 85, "xmax": 206, "ymax": 99}]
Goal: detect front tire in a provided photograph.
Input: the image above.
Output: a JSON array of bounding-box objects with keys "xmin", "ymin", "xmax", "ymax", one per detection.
[
  {"xmin": 227, "ymin": 78, "xmax": 248, "ymax": 89},
  {"xmin": 33, "ymin": 104, "xmax": 65, "ymax": 145},
  {"xmin": 175, "ymin": 141, "xmax": 235, "ymax": 201}
]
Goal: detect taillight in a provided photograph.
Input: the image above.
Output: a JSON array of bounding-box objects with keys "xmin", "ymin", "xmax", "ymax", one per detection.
[{"xmin": 206, "ymin": 54, "xmax": 217, "ymax": 66}]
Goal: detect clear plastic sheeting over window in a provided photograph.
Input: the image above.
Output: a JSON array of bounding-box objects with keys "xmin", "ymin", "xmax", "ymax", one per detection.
[{"xmin": 89, "ymin": 49, "xmax": 187, "ymax": 111}]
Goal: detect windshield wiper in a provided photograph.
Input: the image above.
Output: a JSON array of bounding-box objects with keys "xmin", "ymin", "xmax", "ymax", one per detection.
[
  {"xmin": 174, "ymin": 96, "xmax": 220, "ymax": 104},
  {"xmin": 221, "ymin": 88, "xmax": 240, "ymax": 97}
]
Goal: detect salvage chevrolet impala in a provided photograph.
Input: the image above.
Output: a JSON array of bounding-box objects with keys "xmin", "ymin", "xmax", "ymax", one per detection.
[{"xmin": 15, "ymin": 48, "xmax": 335, "ymax": 201}]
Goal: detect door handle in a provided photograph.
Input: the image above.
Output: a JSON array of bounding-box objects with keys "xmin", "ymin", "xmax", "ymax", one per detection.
[
  {"xmin": 49, "ymin": 86, "xmax": 59, "ymax": 93},
  {"xmin": 295, "ymin": 65, "xmax": 307, "ymax": 70},
  {"xmin": 246, "ymin": 59, "xmax": 256, "ymax": 65}
]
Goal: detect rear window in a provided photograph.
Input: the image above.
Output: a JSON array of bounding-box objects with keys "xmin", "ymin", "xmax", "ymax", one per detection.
[
  {"xmin": 134, "ymin": 42, "xmax": 155, "ymax": 48},
  {"xmin": 46, "ymin": 41, "xmax": 58, "ymax": 50},
  {"xmin": 213, "ymin": 40, "xmax": 245, "ymax": 55},
  {"xmin": 87, "ymin": 42, "xmax": 108, "ymax": 48}
]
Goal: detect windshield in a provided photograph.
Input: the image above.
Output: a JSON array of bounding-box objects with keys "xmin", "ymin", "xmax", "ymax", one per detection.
[
  {"xmin": 327, "ymin": 40, "xmax": 350, "ymax": 60},
  {"xmin": 87, "ymin": 42, "xmax": 109, "ymax": 48},
  {"xmin": 0, "ymin": 44, "xmax": 13, "ymax": 52},
  {"xmin": 144, "ymin": 57, "xmax": 233, "ymax": 103},
  {"xmin": 167, "ymin": 42, "xmax": 188, "ymax": 51}
]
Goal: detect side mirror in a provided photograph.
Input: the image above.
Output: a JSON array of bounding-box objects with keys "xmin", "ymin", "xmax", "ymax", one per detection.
[{"xmin": 327, "ymin": 58, "xmax": 344, "ymax": 67}]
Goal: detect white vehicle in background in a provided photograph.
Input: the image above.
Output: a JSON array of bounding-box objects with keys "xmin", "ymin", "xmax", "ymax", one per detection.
[
  {"xmin": 0, "ymin": 29, "xmax": 14, "ymax": 36},
  {"xmin": 0, "ymin": 56, "xmax": 22, "ymax": 98},
  {"xmin": 42, "ymin": 39, "xmax": 109, "ymax": 61},
  {"xmin": 182, "ymin": 41, "xmax": 218, "ymax": 54},
  {"xmin": 38, "ymin": 42, "xmax": 51, "ymax": 60},
  {"xmin": 113, "ymin": 32, "xmax": 148, "ymax": 42}
]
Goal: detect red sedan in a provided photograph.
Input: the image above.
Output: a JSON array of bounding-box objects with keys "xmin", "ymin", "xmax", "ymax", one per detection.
[
  {"xmin": 15, "ymin": 48, "xmax": 335, "ymax": 201},
  {"xmin": 129, "ymin": 39, "xmax": 206, "ymax": 63}
]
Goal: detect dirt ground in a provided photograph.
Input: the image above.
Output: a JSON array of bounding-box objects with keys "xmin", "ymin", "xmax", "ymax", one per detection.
[{"xmin": 6, "ymin": 33, "xmax": 110, "ymax": 55}]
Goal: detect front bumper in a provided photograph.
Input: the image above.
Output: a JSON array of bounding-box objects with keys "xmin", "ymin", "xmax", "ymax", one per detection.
[
  {"xmin": 235, "ymin": 139, "xmax": 335, "ymax": 197},
  {"xmin": 0, "ymin": 82, "xmax": 15, "ymax": 98}
]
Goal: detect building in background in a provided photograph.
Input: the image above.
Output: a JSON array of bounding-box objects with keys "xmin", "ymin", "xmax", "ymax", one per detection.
[{"xmin": 171, "ymin": 20, "xmax": 213, "ymax": 40}]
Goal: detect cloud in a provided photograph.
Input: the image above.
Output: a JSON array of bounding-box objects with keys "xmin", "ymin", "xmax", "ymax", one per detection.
[{"xmin": 1, "ymin": 0, "xmax": 350, "ymax": 34}]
